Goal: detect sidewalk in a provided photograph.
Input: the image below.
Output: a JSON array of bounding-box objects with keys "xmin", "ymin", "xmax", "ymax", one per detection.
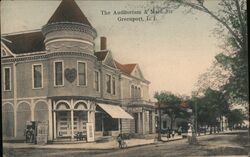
[
  {"xmin": 3, "ymin": 135, "xmax": 186, "ymax": 150},
  {"xmin": 3, "ymin": 138, "xmax": 156, "ymax": 150}
]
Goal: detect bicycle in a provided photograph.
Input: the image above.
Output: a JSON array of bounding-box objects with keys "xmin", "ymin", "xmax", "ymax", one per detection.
[{"xmin": 121, "ymin": 139, "xmax": 127, "ymax": 149}]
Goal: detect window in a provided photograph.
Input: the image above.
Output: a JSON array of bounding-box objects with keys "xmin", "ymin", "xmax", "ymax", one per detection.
[
  {"xmin": 138, "ymin": 88, "xmax": 141, "ymax": 98},
  {"xmin": 106, "ymin": 74, "xmax": 111, "ymax": 93},
  {"xmin": 33, "ymin": 64, "xmax": 43, "ymax": 88},
  {"xmin": 54, "ymin": 61, "xmax": 63, "ymax": 86},
  {"xmin": 131, "ymin": 85, "xmax": 134, "ymax": 99},
  {"xmin": 3, "ymin": 67, "xmax": 11, "ymax": 91},
  {"xmin": 2, "ymin": 49, "xmax": 7, "ymax": 57},
  {"xmin": 112, "ymin": 77, "xmax": 116, "ymax": 95},
  {"xmin": 78, "ymin": 62, "xmax": 86, "ymax": 86},
  {"xmin": 94, "ymin": 71, "xmax": 99, "ymax": 91},
  {"xmin": 134, "ymin": 86, "xmax": 138, "ymax": 99}
]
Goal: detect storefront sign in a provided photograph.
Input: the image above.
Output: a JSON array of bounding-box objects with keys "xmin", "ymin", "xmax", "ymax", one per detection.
[
  {"xmin": 127, "ymin": 107, "xmax": 142, "ymax": 113},
  {"xmin": 36, "ymin": 121, "xmax": 48, "ymax": 145},
  {"xmin": 86, "ymin": 123, "xmax": 94, "ymax": 142}
]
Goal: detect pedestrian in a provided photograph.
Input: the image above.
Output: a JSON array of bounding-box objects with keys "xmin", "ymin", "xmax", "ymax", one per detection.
[
  {"xmin": 117, "ymin": 134, "xmax": 123, "ymax": 149},
  {"xmin": 167, "ymin": 127, "xmax": 171, "ymax": 139},
  {"xmin": 172, "ymin": 130, "xmax": 175, "ymax": 138},
  {"xmin": 178, "ymin": 126, "xmax": 182, "ymax": 135}
]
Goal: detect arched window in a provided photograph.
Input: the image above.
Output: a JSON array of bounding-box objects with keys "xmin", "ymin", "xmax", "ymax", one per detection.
[
  {"xmin": 74, "ymin": 102, "xmax": 87, "ymax": 110},
  {"xmin": 134, "ymin": 86, "xmax": 138, "ymax": 99},
  {"xmin": 131, "ymin": 85, "xmax": 135, "ymax": 99},
  {"xmin": 138, "ymin": 87, "xmax": 141, "ymax": 99},
  {"xmin": 56, "ymin": 102, "xmax": 70, "ymax": 110}
]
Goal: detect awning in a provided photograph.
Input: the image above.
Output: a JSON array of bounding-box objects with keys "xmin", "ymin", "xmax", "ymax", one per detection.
[{"xmin": 97, "ymin": 103, "xmax": 133, "ymax": 119}]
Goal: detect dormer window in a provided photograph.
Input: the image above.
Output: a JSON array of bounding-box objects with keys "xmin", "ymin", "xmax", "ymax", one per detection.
[{"xmin": 1, "ymin": 49, "xmax": 7, "ymax": 57}]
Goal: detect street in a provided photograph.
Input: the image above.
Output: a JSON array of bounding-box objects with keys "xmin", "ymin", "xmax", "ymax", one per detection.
[{"xmin": 3, "ymin": 131, "xmax": 249, "ymax": 157}]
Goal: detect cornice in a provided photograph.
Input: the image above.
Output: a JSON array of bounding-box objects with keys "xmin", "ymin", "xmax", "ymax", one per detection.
[
  {"xmin": 1, "ymin": 51, "xmax": 97, "ymax": 63},
  {"xmin": 42, "ymin": 22, "xmax": 97, "ymax": 39}
]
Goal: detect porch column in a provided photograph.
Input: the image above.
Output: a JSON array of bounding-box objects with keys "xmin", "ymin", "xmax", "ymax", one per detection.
[
  {"xmin": 53, "ymin": 111, "xmax": 57, "ymax": 139},
  {"xmin": 137, "ymin": 112, "xmax": 141, "ymax": 134},
  {"xmin": 71, "ymin": 110, "xmax": 74, "ymax": 139},
  {"xmin": 13, "ymin": 62, "xmax": 17, "ymax": 137},
  {"xmin": 48, "ymin": 99, "xmax": 53, "ymax": 141},
  {"xmin": 152, "ymin": 111, "xmax": 156, "ymax": 133},
  {"xmin": 142, "ymin": 111, "xmax": 145, "ymax": 135},
  {"xmin": 31, "ymin": 99, "xmax": 34, "ymax": 121}
]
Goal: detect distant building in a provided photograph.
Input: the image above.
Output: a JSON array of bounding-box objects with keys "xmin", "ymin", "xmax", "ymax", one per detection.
[{"xmin": 1, "ymin": 0, "xmax": 155, "ymax": 142}]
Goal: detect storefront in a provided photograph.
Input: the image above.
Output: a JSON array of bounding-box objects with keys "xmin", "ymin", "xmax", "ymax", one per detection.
[
  {"xmin": 52, "ymin": 100, "xmax": 95, "ymax": 141},
  {"xmin": 95, "ymin": 103, "xmax": 134, "ymax": 138},
  {"xmin": 126, "ymin": 103, "xmax": 155, "ymax": 135}
]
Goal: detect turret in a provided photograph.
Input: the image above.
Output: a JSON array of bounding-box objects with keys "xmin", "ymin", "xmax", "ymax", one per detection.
[{"xmin": 42, "ymin": 0, "xmax": 97, "ymax": 53}]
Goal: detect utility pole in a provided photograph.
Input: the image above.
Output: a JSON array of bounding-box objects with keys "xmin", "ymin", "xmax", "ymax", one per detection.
[
  {"xmin": 195, "ymin": 101, "xmax": 198, "ymax": 135},
  {"xmin": 158, "ymin": 104, "xmax": 162, "ymax": 141}
]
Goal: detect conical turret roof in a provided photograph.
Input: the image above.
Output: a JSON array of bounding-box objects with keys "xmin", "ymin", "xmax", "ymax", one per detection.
[{"xmin": 47, "ymin": 0, "xmax": 92, "ymax": 27}]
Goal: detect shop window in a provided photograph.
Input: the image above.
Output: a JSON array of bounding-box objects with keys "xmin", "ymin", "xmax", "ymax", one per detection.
[
  {"xmin": 3, "ymin": 67, "xmax": 11, "ymax": 91},
  {"xmin": 33, "ymin": 64, "xmax": 43, "ymax": 88},
  {"xmin": 78, "ymin": 61, "xmax": 86, "ymax": 86},
  {"xmin": 54, "ymin": 61, "xmax": 63, "ymax": 86},
  {"xmin": 95, "ymin": 113, "xmax": 102, "ymax": 131},
  {"xmin": 163, "ymin": 120, "xmax": 167, "ymax": 129}
]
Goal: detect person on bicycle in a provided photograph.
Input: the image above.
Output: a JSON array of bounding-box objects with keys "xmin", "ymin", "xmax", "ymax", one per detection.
[{"xmin": 117, "ymin": 134, "xmax": 123, "ymax": 148}]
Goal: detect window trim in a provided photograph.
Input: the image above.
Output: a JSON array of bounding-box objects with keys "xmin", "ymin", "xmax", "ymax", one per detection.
[
  {"xmin": 112, "ymin": 76, "xmax": 116, "ymax": 95},
  {"xmin": 53, "ymin": 60, "xmax": 64, "ymax": 87},
  {"xmin": 3, "ymin": 67, "xmax": 11, "ymax": 91},
  {"xmin": 32, "ymin": 63, "xmax": 43, "ymax": 89},
  {"xmin": 93, "ymin": 70, "xmax": 100, "ymax": 92},
  {"xmin": 106, "ymin": 74, "xmax": 112, "ymax": 94},
  {"xmin": 77, "ymin": 61, "xmax": 87, "ymax": 86}
]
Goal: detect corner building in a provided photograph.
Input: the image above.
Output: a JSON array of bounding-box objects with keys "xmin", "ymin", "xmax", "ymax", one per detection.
[{"xmin": 1, "ymin": 0, "xmax": 155, "ymax": 142}]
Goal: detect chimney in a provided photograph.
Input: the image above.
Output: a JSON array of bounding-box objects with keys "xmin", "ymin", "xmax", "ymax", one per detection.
[{"xmin": 100, "ymin": 36, "xmax": 107, "ymax": 50}]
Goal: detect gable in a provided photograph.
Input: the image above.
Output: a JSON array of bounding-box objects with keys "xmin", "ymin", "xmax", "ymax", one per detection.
[
  {"xmin": 103, "ymin": 51, "xmax": 117, "ymax": 69},
  {"xmin": 131, "ymin": 65, "xmax": 144, "ymax": 80},
  {"xmin": 1, "ymin": 41, "xmax": 16, "ymax": 58}
]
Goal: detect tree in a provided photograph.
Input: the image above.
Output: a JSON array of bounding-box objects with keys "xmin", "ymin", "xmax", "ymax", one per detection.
[
  {"xmin": 227, "ymin": 109, "xmax": 246, "ymax": 128},
  {"xmin": 154, "ymin": 91, "xmax": 189, "ymax": 130},
  {"xmin": 159, "ymin": 0, "xmax": 248, "ymax": 104},
  {"xmin": 190, "ymin": 88, "xmax": 230, "ymax": 132}
]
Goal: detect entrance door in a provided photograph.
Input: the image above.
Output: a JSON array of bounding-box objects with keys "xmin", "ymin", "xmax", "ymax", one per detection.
[
  {"xmin": 57, "ymin": 112, "xmax": 71, "ymax": 137},
  {"xmin": 134, "ymin": 113, "xmax": 138, "ymax": 133}
]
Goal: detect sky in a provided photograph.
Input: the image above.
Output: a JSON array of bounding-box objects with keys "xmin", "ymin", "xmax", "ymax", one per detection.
[{"xmin": 1, "ymin": 0, "xmax": 222, "ymax": 100}]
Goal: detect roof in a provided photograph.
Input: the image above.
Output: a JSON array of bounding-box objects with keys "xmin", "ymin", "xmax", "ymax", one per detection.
[
  {"xmin": 47, "ymin": 0, "xmax": 92, "ymax": 27},
  {"xmin": 115, "ymin": 61, "xmax": 136, "ymax": 75},
  {"xmin": 1, "ymin": 31, "xmax": 45, "ymax": 54},
  {"xmin": 94, "ymin": 51, "xmax": 108, "ymax": 61}
]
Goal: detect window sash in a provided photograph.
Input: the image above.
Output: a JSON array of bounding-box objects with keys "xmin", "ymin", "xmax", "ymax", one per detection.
[
  {"xmin": 78, "ymin": 62, "xmax": 86, "ymax": 85},
  {"xmin": 33, "ymin": 65, "xmax": 42, "ymax": 88},
  {"xmin": 106, "ymin": 75, "xmax": 111, "ymax": 93},
  {"xmin": 4, "ymin": 68, "xmax": 11, "ymax": 90},
  {"xmin": 112, "ymin": 77, "xmax": 116, "ymax": 95},
  {"xmin": 55, "ymin": 62, "xmax": 63, "ymax": 86},
  {"xmin": 94, "ymin": 71, "xmax": 99, "ymax": 91}
]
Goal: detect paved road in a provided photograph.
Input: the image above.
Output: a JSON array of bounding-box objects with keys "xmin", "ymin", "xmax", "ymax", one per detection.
[{"xmin": 3, "ymin": 131, "xmax": 249, "ymax": 157}]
